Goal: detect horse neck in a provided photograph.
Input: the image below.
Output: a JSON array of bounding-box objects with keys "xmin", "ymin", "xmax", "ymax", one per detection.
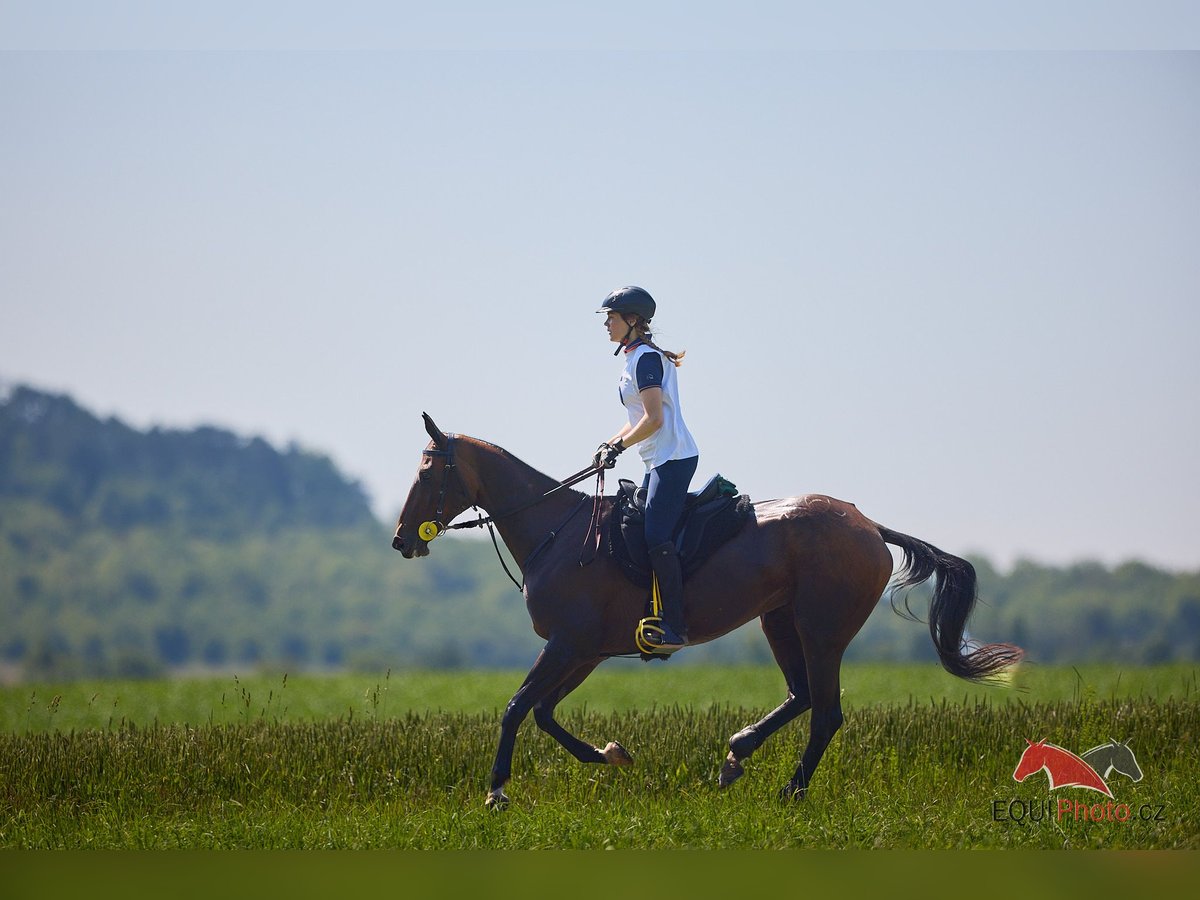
[{"xmin": 458, "ymin": 438, "xmax": 583, "ymax": 568}]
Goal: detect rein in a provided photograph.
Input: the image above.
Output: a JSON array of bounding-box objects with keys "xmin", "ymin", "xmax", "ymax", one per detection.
[
  {"xmin": 441, "ymin": 461, "xmax": 604, "ymax": 533},
  {"xmin": 418, "ymin": 438, "xmax": 607, "ymax": 590}
]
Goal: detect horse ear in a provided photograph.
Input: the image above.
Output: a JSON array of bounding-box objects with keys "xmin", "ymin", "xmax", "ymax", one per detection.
[{"xmin": 422, "ymin": 412, "xmax": 448, "ymax": 449}]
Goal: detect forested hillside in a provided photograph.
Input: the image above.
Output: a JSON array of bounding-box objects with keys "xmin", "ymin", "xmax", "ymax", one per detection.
[
  {"xmin": 0, "ymin": 385, "xmax": 545, "ymax": 680},
  {"xmin": 2, "ymin": 384, "xmax": 1197, "ymax": 682},
  {"xmin": 849, "ymin": 556, "xmax": 1200, "ymax": 668},
  {"xmin": 0, "ymin": 385, "xmax": 373, "ymax": 536}
]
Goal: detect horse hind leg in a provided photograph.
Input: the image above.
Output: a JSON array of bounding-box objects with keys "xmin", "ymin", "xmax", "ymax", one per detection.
[
  {"xmin": 781, "ymin": 642, "xmax": 845, "ymax": 800},
  {"xmin": 532, "ymin": 658, "xmax": 634, "ymax": 768},
  {"xmin": 776, "ymin": 529, "xmax": 886, "ymax": 800},
  {"xmin": 720, "ymin": 607, "xmax": 812, "ymax": 788}
]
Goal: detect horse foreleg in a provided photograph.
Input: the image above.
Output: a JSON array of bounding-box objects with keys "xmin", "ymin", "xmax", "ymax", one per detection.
[
  {"xmin": 721, "ymin": 607, "xmax": 811, "ymax": 788},
  {"xmin": 486, "ymin": 640, "xmax": 580, "ymax": 809},
  {"xmin": 532, "ymin": 658, "xmax": 634, "ymax": 767}
]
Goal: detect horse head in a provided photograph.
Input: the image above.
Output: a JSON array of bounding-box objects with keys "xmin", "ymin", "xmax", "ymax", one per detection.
[
  {"xmin": 1017, "ymin": 739, "xmax": 1113, "ymax": 795},
  {"xmin": 1012, "ymin": 738, "xmax": 1048, "ymax": 782},
  {"xmin": 392, "ymin": 414, "xmax": 477, "ymax": 558},
  {"xmin": 1111, "ymin": 738, "xmax": 1144, "ymax": 782}
]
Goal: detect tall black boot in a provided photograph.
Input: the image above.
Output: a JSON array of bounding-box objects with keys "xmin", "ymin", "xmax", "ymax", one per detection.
[{"xmin": 648, "ymin": 541, "xmax": 688, "ymax": 652}]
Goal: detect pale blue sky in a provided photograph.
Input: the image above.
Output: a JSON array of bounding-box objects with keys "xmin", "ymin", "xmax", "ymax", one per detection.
[{"xmin": 2, "ymin": 9, "xmax": 1198, "ymax": 568}]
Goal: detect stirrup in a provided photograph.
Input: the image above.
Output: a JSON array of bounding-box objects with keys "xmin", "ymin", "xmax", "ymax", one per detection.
[{"xmin": 635, "ymin": 616, "xmax": 687, "ymax": 655}]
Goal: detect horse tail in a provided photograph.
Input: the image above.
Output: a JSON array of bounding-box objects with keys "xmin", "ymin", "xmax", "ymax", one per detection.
[{"xmin": 876, "ymin": 524, "xmax": 1023, "ymax": 682}]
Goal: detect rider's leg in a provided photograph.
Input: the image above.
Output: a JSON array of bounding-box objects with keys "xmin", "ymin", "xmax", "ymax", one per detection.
[{"xmin": 643, "ymin": 456, "xmax": 698, "ymax": 651}]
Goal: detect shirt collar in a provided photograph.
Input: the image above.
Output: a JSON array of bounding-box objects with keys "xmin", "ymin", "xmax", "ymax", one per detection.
[{"xmin": 623, "ymin": 337, "xmax": 646, "ymax": 354}]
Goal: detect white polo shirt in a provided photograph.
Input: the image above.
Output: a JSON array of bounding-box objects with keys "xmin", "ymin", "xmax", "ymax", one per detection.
[{"xmin": 619, "ymin": 341, "xmax": 700, "ymax": 470}]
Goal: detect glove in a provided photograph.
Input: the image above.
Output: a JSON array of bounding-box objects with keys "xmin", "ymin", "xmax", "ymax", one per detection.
[{"xmin": 592, "ymin": 439, "xmax": 625, "ymax": 469}]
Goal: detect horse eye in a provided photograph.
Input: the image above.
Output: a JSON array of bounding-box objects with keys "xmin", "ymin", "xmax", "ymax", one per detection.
[{"xmin": 419, "ymin": 471, "xmax": 431, "ymax": 484}]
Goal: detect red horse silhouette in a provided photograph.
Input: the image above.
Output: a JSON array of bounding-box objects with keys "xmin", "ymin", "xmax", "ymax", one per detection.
[{"xmin": 1012, "ymin": 739, "xmax": 1112, "ymax": 796}]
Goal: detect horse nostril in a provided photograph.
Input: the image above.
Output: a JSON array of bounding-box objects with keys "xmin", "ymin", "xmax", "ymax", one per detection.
[{"xmin": 392, "ymin": 535, "xmax": 405, "ymax": 552}]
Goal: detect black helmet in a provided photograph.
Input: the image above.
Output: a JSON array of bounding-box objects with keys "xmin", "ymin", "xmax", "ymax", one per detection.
[{"xmin": 596, "ymin": 285, "xmax": 655, "ymax": 321}]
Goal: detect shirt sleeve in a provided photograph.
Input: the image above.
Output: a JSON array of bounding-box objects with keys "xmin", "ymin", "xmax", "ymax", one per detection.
[{"xmin": 635, "ymin": 350, "xmax": 664, "ymax": 391}]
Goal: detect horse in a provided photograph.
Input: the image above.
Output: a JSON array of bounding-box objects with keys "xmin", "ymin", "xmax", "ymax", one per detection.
[
  {"xmin": 392, "ymin": 414, "xmax": 1023, "ymax": 809},
  {"xmin": 1081, "ymin": 739, "xmax": 1143, "ymax": 783},
  {"xmin": 1012, "ymin": 739, "xmax": 1113, "ymax": 796}
]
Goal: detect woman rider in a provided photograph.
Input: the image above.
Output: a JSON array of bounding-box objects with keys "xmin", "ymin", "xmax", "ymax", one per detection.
[{"xmin": 593, "ymin": 286, "xmax": 699, "ymax": 653}]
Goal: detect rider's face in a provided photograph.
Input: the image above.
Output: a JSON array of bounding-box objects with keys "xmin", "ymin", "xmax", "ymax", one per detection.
[{"xmin": 605, "ymin": 311, "xmax": 636, "ymax": 344}]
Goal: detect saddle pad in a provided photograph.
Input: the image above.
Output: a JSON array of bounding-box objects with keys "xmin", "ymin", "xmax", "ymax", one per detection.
[{"xmin": 605, "ymin": 487, "xmax": 755, "ymax": 588}]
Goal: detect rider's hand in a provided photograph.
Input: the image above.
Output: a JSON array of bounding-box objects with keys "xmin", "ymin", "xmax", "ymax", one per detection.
[{"xmin": 593, "ymin": 438, "xmax": 625, "ymax": 469}]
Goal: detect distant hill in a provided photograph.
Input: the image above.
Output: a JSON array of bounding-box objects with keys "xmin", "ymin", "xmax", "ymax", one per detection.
[
  {"xmin": 0, "ymin": 385, "xmax": 374, "ymax": 536},
  {"xmin": 0, "ymin": 383, "xmax": 547, "ymax": 681},
  {"xmin": 1, "ymin": 382, "xmax": 1197, "ymax": 683}
]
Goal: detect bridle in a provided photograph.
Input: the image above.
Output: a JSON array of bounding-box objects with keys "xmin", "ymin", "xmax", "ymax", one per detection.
[
  {"xmin": 416, "ymin": 435, "xmax": 603, "ymax": 539},
  {"xmin": 410, "ymin": 435, "xmax": 607, "ymax": 589},
  {"xmin": 413, "ymin": 442, "xmax": 459, "ymax": 543}
]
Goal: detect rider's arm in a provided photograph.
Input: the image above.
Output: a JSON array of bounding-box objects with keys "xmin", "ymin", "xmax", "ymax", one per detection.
[
  {"xmin": 614, "ymin": 387, "xmax": 663, "ymax": 448},
  {"xmin": 604, "ymin": 350, "xmax": 665, "ymax": 449}
]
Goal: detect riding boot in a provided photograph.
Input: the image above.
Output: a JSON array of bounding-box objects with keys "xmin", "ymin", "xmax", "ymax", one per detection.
[{"xmin": 648, "ymin": 541, "xmax": 688, "ymax": 652}]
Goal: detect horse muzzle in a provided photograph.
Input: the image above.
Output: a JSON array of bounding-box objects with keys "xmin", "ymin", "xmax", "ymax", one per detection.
[{"xmin": 392, "ymin": 534, "xmax": 425, "ymax": 558}]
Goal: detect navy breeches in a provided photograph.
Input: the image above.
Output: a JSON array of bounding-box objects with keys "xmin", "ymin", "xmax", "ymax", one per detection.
[{"xmin": 641, "ymin": 456, "xmax": 699, "ymax": 548}]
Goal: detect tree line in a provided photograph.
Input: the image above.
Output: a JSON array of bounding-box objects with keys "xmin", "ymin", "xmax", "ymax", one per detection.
[{"xmin": 2, "ymin": 383, "xmax": 1197, "ymax": 681}]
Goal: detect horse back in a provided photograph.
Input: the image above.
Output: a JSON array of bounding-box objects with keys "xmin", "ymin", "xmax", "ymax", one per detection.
[
  {"xmin": 679, "ymin": 494, "xmax": 894, "ymax": 643},
  {"xmin": 523, "ymin": 492, "xmax": 894, "ymax": 656}
]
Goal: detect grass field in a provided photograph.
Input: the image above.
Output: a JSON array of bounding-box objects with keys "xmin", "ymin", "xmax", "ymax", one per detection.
[
  {"xmin": 4, "ymin": 662, "xmax": 1197, "ymax": 733},
  {"xmin": 2, "ymin": 664, "xmax": 1197, "ymax": 849}
]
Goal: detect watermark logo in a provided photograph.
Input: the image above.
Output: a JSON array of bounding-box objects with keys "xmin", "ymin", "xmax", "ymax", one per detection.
[
  {"xmin": 1078, "ymin": 738, "xmax": 1143, "ymax": 784},
  {"xmin": 1014, "ymin": 738, "xmax": 1122, "ymax": 796},
  {"xmin": 992, "ymin": 736, "xmax": 1162, "ymax": 825}
]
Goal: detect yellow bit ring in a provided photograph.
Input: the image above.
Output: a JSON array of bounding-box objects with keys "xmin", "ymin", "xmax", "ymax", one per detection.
[{"xmin": 418, "ymin": 521, "xmax": 441, "ymax": 542}]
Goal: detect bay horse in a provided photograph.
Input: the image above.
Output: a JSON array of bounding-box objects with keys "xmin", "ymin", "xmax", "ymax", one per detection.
[{"xmin": 392, "ymin": 415, "xmax": 1022, "ymax": 809}]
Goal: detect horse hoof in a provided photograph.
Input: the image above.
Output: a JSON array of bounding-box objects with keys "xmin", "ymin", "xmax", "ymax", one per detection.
[
  {"xmin": 485, "ymin": 789, "xmax": 509, "ymax": 811},
  {"xmin": 778, "ymin": 782, "xmax": 807, "ymax": 802},
  {"xmin": 718, "ymin": 751, "xmax": 744, "ymax": 788},
  {"xmin": 601, "ymin": 741, "xmax": 634, "ymax": 767}
]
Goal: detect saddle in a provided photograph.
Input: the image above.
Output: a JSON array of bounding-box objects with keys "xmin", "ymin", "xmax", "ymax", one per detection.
[{"xmin": 606, "ymin": 474, "xmax": 755, "ymax": 588}]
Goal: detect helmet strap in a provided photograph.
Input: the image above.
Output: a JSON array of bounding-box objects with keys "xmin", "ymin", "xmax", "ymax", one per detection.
[{"xmin": 613, "ymin": 319, "xmax": 636, "ymax": 356}]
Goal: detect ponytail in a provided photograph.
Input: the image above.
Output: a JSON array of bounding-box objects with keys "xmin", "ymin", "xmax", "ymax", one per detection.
[
  {"xmin": 630, "ymin": 315, "xmax": 686, "ymax": 367},
  {"xmin": 645, "ymin": 339, "xmax": 685, "ymax": 367}
]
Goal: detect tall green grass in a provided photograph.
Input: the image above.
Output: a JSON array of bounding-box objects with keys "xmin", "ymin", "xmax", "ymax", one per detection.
[
  {"xmin": 2, "ymin": 697, "xmax": 1196, "ymax": 849},
  {"xmin": 4, "ymin": 663, "xmax": 1196, "ymax": 734},
  {"xmin": 1, "ymin": 664, "xmax": 1197, "ymax": 849}
]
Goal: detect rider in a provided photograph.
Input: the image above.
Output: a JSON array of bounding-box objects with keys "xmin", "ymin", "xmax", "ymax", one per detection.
[{"xmin": 593, "ymin": 286, "xmax": 699, "ymax": 653}]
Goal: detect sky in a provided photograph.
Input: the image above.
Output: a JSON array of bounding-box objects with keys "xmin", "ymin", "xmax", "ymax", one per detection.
[{"xmin": 2, "ymin": 7, "xmax": 1199, "ymax": 570}]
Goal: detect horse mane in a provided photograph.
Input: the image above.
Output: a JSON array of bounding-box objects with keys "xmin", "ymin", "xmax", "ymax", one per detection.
[{"xmin": 456, "ymin": 435, "xmax": 583, "ymax": 497}]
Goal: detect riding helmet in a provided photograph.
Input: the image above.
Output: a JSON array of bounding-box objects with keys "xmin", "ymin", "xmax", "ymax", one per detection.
[{"xmin": 596, "ymin": 286, "xmax": 656, "ymax": 321}]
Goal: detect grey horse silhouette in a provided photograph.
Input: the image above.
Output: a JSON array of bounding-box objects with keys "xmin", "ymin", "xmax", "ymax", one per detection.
[{"xmin": 1080, "ymin": 738, "xmax": 1143, "ymax": 782}]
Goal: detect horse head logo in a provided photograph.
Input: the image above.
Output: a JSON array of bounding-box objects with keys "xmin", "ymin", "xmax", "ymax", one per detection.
[
  {"xmin": 1013, "ymin": 739, "xmax": 1113, "ymax": 797},
  {"xmin": 1081, "ymin": 738, "xmax": 1143, "ymax": 783}
]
